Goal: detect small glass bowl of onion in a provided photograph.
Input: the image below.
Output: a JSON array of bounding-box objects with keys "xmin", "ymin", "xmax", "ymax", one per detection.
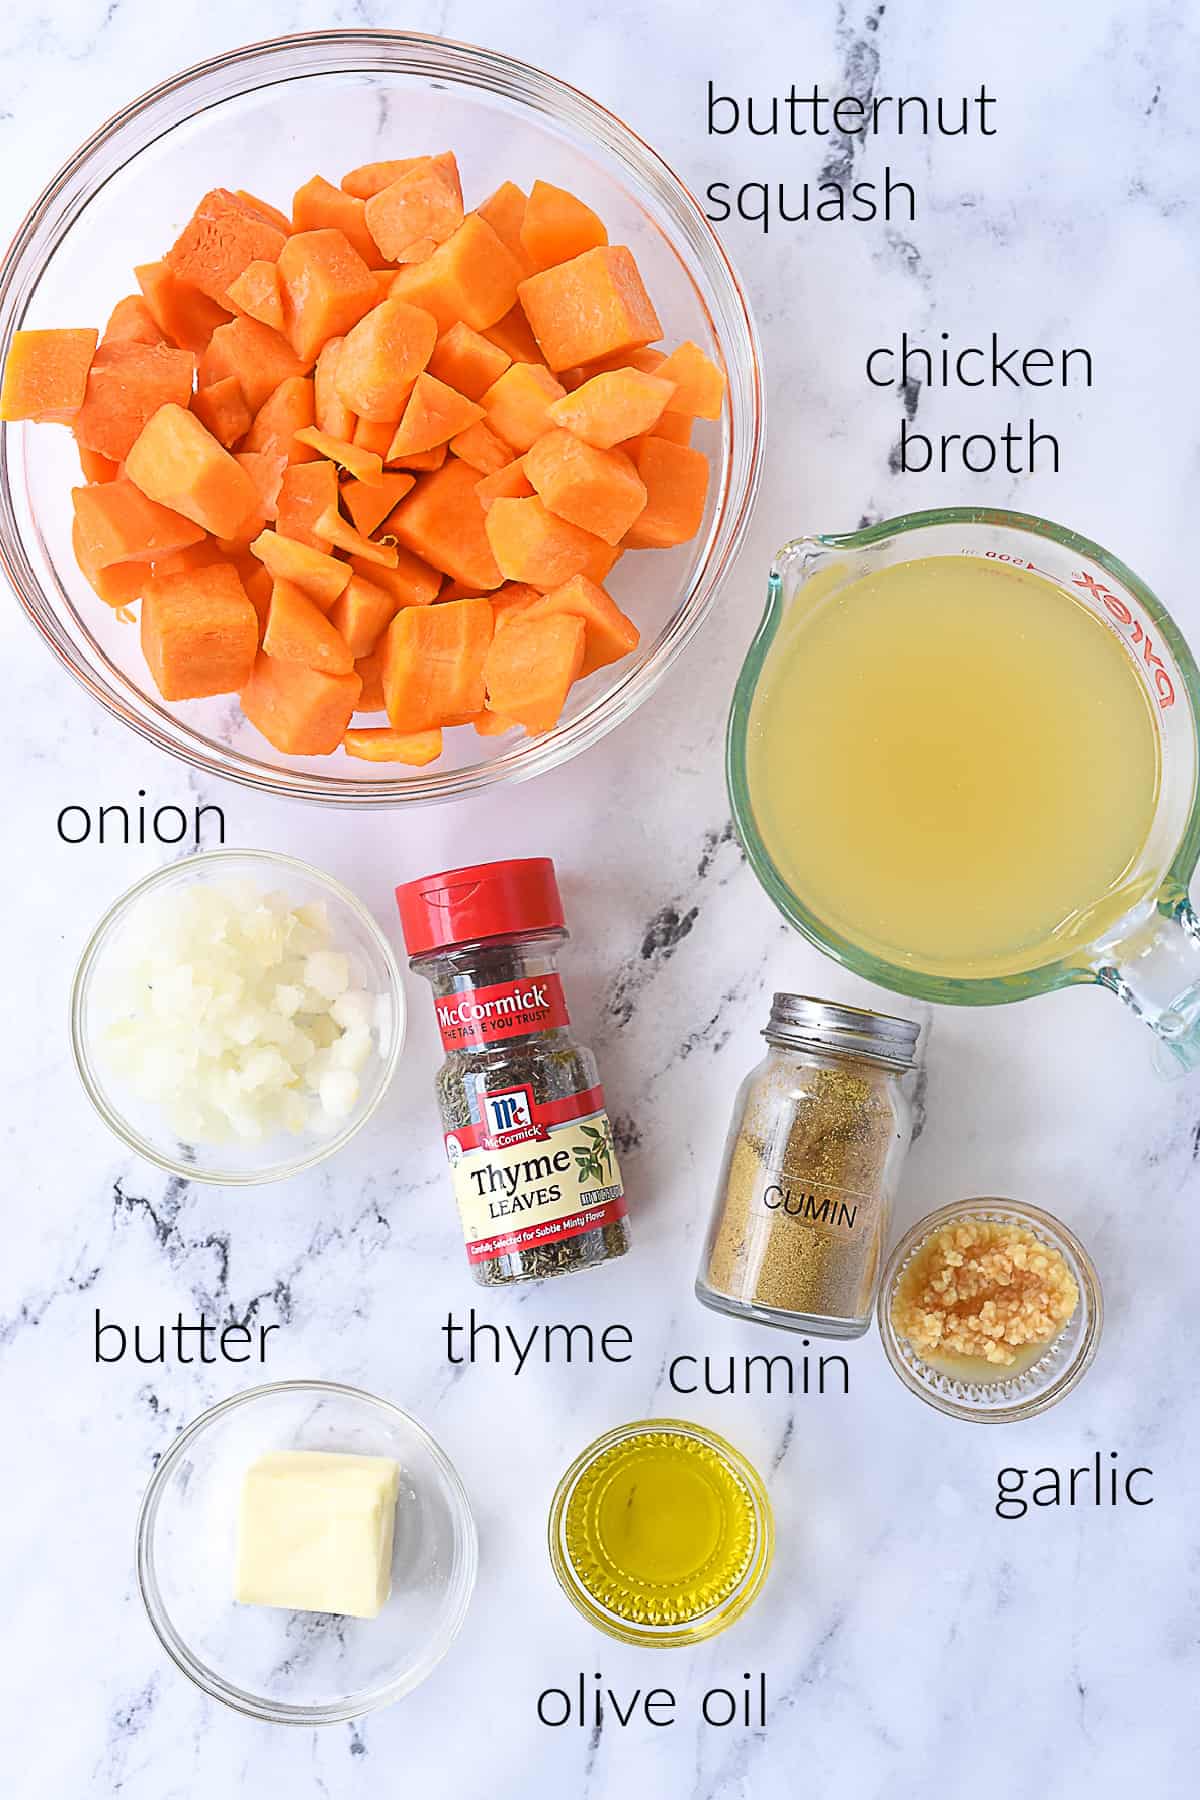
[{"xmin": 70, "ymin": 850, "xmax": 405, "ymax": 1184}]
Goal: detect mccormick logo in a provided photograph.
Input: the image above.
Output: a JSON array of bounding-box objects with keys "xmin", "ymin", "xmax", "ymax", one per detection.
[
  {"xmin": 437, "ymin": 983, "xmax": 551, "ymax": 1031},
  {"xmin": 1073, "ymin": 569, "xmax": 1176, "ymax": 710},
  {"xmin": 481, "ymin": 1084, "xmax": 547, "ymax": 1148}
]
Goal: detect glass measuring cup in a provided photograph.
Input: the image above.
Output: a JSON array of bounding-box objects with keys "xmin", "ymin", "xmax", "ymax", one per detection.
[{"xmin": 727, "ymin": 507, "xmax": 1200, "ymax": 1073}]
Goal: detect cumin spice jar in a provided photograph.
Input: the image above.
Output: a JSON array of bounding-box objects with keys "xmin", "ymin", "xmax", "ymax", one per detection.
[
  {"xmin": 697, "ymin": 994, "xmax": 919, "ymax": 1338},
  {"xmin": 397, "ymin": 858, "xmax": 630, "ymax": 1287}
]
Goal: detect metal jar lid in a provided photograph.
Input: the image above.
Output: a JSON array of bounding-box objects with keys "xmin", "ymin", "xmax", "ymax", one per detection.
[{"xmin": 762, "ymin": 992, "xmax": 920, "ymax": 1070}]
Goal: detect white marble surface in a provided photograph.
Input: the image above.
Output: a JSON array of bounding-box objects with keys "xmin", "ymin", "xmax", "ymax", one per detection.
[{"xmin": 2, "ymin": 1, "xmax": 1198, "ymax": 1795}]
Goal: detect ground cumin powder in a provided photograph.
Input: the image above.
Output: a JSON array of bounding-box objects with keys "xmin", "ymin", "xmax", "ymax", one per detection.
[{"xmin": 698, "ymin": 996, "xmax": 918, "ymax": 1336}]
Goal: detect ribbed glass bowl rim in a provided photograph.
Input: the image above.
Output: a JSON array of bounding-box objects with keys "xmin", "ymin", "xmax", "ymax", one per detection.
[
  {"xmin": 726, "ymin": 505, "xmax": 1200, "ymax": 1004},
  {"xmin": 68, "ymin": 848, "xmax": 406, "ymax": 1184},
  {"xmin": 0, "ymin": 29, "xmax": 764, "ymax": 807},
  {"xmin": 135, "ymin": 1379, "xmax": 479, "ymax": 1724},
  {"xmin": 547, "ymin": 1417, "xmax": 774, "ymax": 1647},
  {"xmin": 876, "ymin": 1198, "xmax": 1104, "ymax": 1423}
]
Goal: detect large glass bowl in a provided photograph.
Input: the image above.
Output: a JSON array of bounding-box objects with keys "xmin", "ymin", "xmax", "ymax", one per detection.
[
  {"xmin": 0, "ymin": 31, "xmax": 763, "ymax": 805},
  {"xmin": 136, "ymin": 1381, "xmax": 478, "ymax": 1723}
]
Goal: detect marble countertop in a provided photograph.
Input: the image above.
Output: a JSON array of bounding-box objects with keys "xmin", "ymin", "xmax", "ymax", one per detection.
[{"xmin": 2, "ymin": 1, "xmax": 1196, "ymax": 1795}]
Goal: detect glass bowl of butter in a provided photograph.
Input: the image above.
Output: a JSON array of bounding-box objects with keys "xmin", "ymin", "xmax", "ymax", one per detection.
[{"xmin": 135, "ymin": 1380, "xmax": 478, "ymax": 1723}]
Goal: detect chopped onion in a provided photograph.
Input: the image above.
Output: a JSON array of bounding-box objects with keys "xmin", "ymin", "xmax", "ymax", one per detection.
[{"xmin": 98, "ymin": 881, "xmax": 384, "ymax": 1145}]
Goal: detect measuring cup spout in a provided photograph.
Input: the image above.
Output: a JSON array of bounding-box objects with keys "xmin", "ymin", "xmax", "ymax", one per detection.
[{"xmin": 1095, "ymin": 900, "xmax": 1200, "ymax": 1076}]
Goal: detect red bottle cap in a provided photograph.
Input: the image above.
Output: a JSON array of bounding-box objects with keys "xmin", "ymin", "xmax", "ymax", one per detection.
[{"xmin": 396, "ymin": 858, "xmax": 565, "ymax": 957}]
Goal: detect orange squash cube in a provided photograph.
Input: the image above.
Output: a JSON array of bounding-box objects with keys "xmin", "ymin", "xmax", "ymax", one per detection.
[
  {"xmin": 263, "ymin": 577, "xmax": 355, "ymax": 674},
  {"xmin": 343, "ymin": 726, "xmax": 443, "ymax": 765},
  {"xmin": 449, "ymin": 419, "xmax": 513, "ymax": 475},
  {"xmin": 364, "ymin": 157, "xmax": 464, "ymax": 262},
  {"xmin": 386, "ymin": 374, "xmax": 482, "ymax": 458},
  {"xmin": 480, "ymin": 362, "xmax": 565, "ymax": 451},
  {"xmin": 126, "ymin": 405, "xmax": 261, "ymax": 539},
  {"xmin": 275, "ymin": 459, "xmax": 339, "ymax": 547},
  {"xmin": 135, "ymin": 260, "xmax": 231, "ymax": 353},
  {"xmin": 524, "ymin": 430, "xmax": 646, "ymax": 545},
  {"xmin": 314, "ymin": 337, "xmax": 357, "ymax": 438},
  {"xmin": 1, "ymin": 328, "xmax": 98, "ymax": 423},
  {"xmin": 484, "ymin": 495, "xmax": 613, "ymax": 591},
  {"xmin": 166, "ymin": 188, "xmax": 287, "ymax": 305},
  {"xmin": 625, "ymin": 438, "xmax": 709, "ymax": 548},
  {"xmin": 240, "ymin": 652, "xmax": 362, "ymax": 755},
  {"xmin": 141, "ymin": 561, "xmax": 259, "ymax": 699},
  {"xmin": 225, "ymin": 260, "xmax": 285, "ymax": 333},
  {"xmin": 382, "ymin": 595, "xmax": 493, "ymax": 731},
  {"xmin": 276, "ymin": 229, "xmax": 379, "ymax": 365},
  {"xmin": 342, "ymin": 152, "xmax": 462, "ymax": 202},
  {"xmin": 335, "ymin": 300, "xmax": 438, "ymax": 421},
  {"xmin": 520, "ymin": 574, "xmax": 639, "ymax": 676},
  {"xmin": 73, "ymin": 341, "xmax": 196, "ymax": 461},
  {"xmin": 102, "ymin": 296, "xmax": 165, "ymax": 348},
  {"xmin": 342, "ymin": 469, "xmax": 416, "ymax": 537},
  {"xmin": 242, "ymin": 375, "xmax": 318, "ymax": 464},
  {"xmin": 191, "ymin": 376, "xmax": 252, "ymax": 448},
  {"xmin": 200, "ymin": 315, "xmax": 309, "ymax": 415},
  {"xmin": 484, "ymin": 304, "xmax": 545, "ymax": 365},
  {"xmin": 348, "ymin": 547, "xmax": 442, "ymax": 609},
  {"xmin": 72, "ymin": 478, "xmax": 205, "ymax": 567},
  {"xmin": 387, "ymin": 458, "xmax": 502, "ymax": 590},
  {"xmin": 518, "ymin": 245, "xmax": 661, "ymax": 371},
  {"xmin": 477, "ymin": 182, "xmax": 532, "ymax": 274},
  {"xmin": 520, "ymin": 180, "xmax": 607, "ymax": 272},
  {"xmin": 654, "ymin": 340, "xmax": 727, "ymax": 420},
  {"xmin": 328, "ymin": 572, "xmax": 401, "ymax": 657},
  {"xmin": 291, "ymin": 175, "xmax": 378, "ymax": 267},
  {"xmin": 249, "ymin": 528, "xmax": 353, "ymax": 611},
  {"xmin": 483, "ymin": 611, "xmax": 585, "ymax": 734},
  {"xmin": 545, "ymin": 366, "xmax": 674, "ymax": 448},
  {"xmin": 389, "ymin": 214, "xmax": 524, "ymax": 332},
  {"xmin": 475, "ymin": 459, "xmax": 534, "ymax": 509},
  {"xmin": 427, "ymin": 321, "xmax": 511, "ymax": 401}
]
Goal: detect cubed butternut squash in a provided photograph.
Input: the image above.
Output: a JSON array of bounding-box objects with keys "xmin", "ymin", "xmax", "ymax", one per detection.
[
  {"xmin": 520, "ymin": 574, "xmax": 639, "ymax": 676},
  {"xmin": 388, "ymin": 373, "xmax": 482, "ymax": 457},
  {"xmin": 141, "ymin": 561, "xmax": 259, "ymax": 699},
  {"xmin": 126, "ymin": 404, "xmax": 261, "ymax": 539},
  {"xmin": 275, "ymin": 458, "xmax": 339, "ymax": 547},
  {"xmin": 341, "ymin": 152, "xmax": 462, "ymax": 203},
  {"xmin": 625, "ymin": 438, "xmax": 709, "ymax": 548},
  {"xmin": 0, "ymin": 328, "xmax": 97, "ymax": 423},
  {"xmin": 480, "ymin": 361, "xmax": 566, "ymax": 451},
  {"xmin": 334, "ymin": 299, "xmax": 438, "ymax": 421},
  {"xmin": 200, "ymin": 315, "xmax": 309, "ymax": 414},
  {"xmin": 249, "ymin": 527, "xmax": 353, "ymax": 610},
  {"xmin": 342, "ymin": 469, "xmax": 416, "ymax": 536},
  {"xmin": 276, "ymin": 229, "xmax": 379, "ymax": 364},
  {"xmin": 291, "ymin": 174, "xmax": 378, "ymax": 268},
  {"xmin": 263, "ymin": 577, "xmax": 355, "ymax": 674},
  {"xmin": 348, "ymin": 547, "xmax": 442, "ymax": 608},
  {"xmin": 135, "ymin": 260, "xmax": 231, "ymax": 353},
  {"xmin": 519, "ymin": 180, "xmax": 607, "ymax": 272},
  {"xmin": 382, "ymin": 595, "xmax": 493, "ymax": 730},
  {"xmin": 328, "ymin": 572, "xmax": 401, "ymax": 657},
  {"xmin": 653, "ymin": 339, "xmax": 727, "ymax": 419},
  {"xmin": 387, "ymin": 458, "xmax": 502, "ymax": 590},
  {"xmin": 389, "ymin": 214, "xmax": 523, "ymax": 332},
  {"xmin": 225, "ymin": 259, "xmax": 285, "ymax": 332},
  {"xmin": 191, "ymin": 375, "xmax": 252, "ymax": 448},
  {"xmin": 524, "ymin": 429, "xmax": 646, "ymax": 544},
  {"xmin": 73, "ymin": 341, "xmax": 196, "ymax": 461},
  {"xmin": 518, "ymin": 245, "xmax": 661, "ymax": 371},
  {"xmin": 364, "ymin": 157, "xmax": 465, "ymax": 262},
  {"xmin": 240, "ymin": 652, "xmax": 362, "ymax": 755},
  {"xmin": 484, "ymin": 494, "xmax": 614, "ymax": 590},
  {"xmin": 476, "ymin": 182, "xmax": 532, "ymax": 274},
  {"xmin": 483, "ymin": 611, "xmax": 585, "ymax": 734},
  {"xmin": 165, "ymin": 188, "xmax": 287, "ymax": 305},
  {"xmin": 545, "ymin": 366, "xmax": 674, "ymax": 447},
  {"xmin": 102, "ymin": 296, "xmax": 165, "ymax": 348},
  {"xmin": 449, "ymin": 419, "xmax": 514, "ymax": 475},
  {"xmin": 343, "ymin": 726, "xmax": 443, "ymax": 764},
  {"xmin": 242, "ymin": 375, "xmax": 318, "ymax": 464},
  {"xmin": 72, "ymin": 477, "xmax": 205, "ymax": 567},
  {"xmin": 428, "ymin": 320, "xmax": 511, "ymax": 400},
  {"xmin": 475, "ymin": 458, "xmax": 534, "ymax": 509}
]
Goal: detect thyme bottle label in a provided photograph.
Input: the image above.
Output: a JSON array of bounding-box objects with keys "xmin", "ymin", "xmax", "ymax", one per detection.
[
  {"xmin": 434, "ymin": 974, "xmax": 570, "ymax": 1050},
  {"xmin": 445, "ymin": 1082, "xmax": 627, "ymax": 1265}
]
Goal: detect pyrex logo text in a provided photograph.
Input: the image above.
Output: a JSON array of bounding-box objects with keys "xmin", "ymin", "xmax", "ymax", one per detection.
[{"xmin": 1074, "ymin": 570, "xmax": 1176, "ymax": 709}]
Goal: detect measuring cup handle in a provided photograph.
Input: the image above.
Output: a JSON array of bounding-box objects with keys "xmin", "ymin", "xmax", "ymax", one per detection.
[{"xmin": 1095, "ymin": 897, "xmax": 1200, "ymax": 1076}]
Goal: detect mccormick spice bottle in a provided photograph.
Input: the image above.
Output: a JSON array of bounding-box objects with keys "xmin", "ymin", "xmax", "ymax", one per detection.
[
  {"xmin": 396, "ymin": 858, "xmax": 631, "ymax": 1287},
  {"xmin": 697, "ymin": 994, "xmax": 919, "ymax": 1338}
]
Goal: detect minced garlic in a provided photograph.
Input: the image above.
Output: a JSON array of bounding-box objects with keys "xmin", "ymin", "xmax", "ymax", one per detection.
[{"xmin": 892, "ymin": 1218, "xmax": 1079, "ymax": 1369}]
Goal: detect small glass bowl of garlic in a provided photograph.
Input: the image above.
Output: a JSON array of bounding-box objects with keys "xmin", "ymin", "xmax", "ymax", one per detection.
[{"xmin": 71, "ymin": 850, "xmax": 405, "ymax": 1184}]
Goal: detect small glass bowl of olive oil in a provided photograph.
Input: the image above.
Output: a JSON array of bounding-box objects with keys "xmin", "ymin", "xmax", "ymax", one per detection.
[{"xmin": 548, "ymin": 1419, "xmax": 773, "ymax": 1647}]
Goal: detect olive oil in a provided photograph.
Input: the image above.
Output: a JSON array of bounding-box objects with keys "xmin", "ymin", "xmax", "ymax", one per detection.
[
  {"xmin": 550, "ymin": 1421, "xmax": 773, "ymax": 1643},
  {"xmin": 746, "ymin": 555, "xmax": 1162, "ymax": 978}
]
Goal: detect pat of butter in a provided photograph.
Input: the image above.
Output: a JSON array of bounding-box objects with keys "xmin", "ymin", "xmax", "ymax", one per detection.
[{"xmin": 235, "ymin": 1450, "xmax": 400, "ymax": 1619}]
